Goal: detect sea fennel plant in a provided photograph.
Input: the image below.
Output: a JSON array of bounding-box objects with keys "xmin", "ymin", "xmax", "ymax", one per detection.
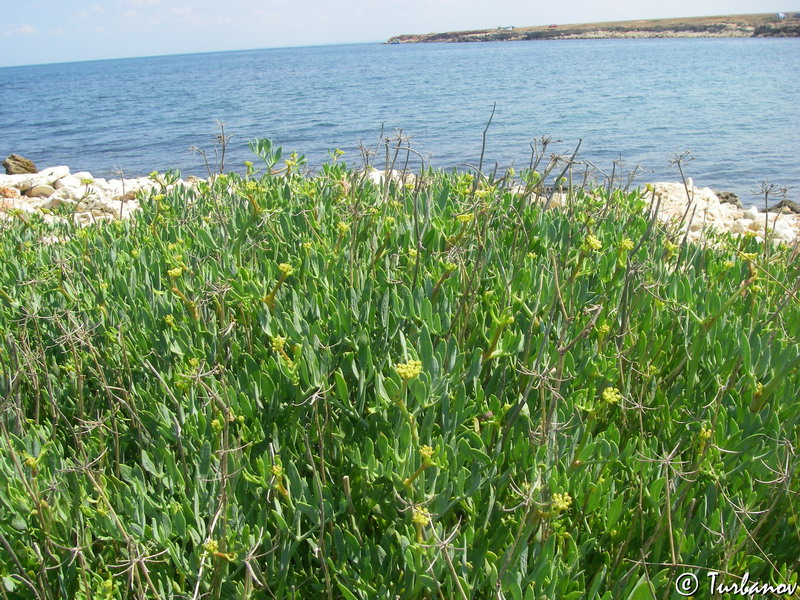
[{"xmin": 0, "ymin": 140, "xmax": 798, "ymax": 599}]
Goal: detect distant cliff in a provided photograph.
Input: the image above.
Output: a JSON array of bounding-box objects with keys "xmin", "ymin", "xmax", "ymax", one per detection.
[{"xmin": 387, "ymin": 13, "xmax": 800, "ymax": 44}]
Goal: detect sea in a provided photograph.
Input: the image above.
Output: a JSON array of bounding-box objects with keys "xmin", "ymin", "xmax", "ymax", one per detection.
[{"xmin": 1, "ymin": 38, "xmax": 798, "ymax": 207}]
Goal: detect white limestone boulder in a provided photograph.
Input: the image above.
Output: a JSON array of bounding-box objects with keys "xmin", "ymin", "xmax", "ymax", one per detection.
[
  {"xmin": 55, "ymin": 175, "xmax": 82, "ymax": 190},
  {"xmin": 731, "ymin": 219, "xmax": 753, "ymax": 234},
  {"xmin": 772, "ymin": 220, "xmax": 796, "ymax": 242},
  {"xmin": 26, "ymin": 184, "xmax": 56, "ymax": 198},
  {"xmin": 38, "ymin": 166, "xmax": 70, "ymax": 181}
]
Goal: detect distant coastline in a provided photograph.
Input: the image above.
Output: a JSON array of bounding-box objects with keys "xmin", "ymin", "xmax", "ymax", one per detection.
[{"xmin": 386, "ymin": 13, "xmax": 800, "ymax": 44}]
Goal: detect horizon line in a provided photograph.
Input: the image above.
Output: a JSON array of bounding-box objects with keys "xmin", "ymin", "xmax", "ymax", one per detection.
[{"xmin": 0, "ymin": 39, "xmax": 383, "ymax": 70}]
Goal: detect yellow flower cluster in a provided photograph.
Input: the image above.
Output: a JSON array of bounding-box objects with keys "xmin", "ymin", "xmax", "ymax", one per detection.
[
  {"xmin": 271, "ymin": 335, "xmax": 286, "ymax": 352},
  {"xmin": 419, "ymin": 445, "xmax": 434, "ymax": 461},
  {"xmin": 395, "ymin": 359, "xmax": 422, "ymax": 380},
  {"xmin": 167, "ymin": 266, "xmax": 183, "ymax": 278},
  {"xmin": 337, "ymin": 221, "xmax": 349, "ymax": 235},
  {"xmin": 602, "ymin": 387, "xmax": 622, "ymax": 404},
  {"xmin": 242, "ymin": 180, "xmax": 259, "ymax": 195},
  {"xmin": 552, "ymin": 492, "xmax": 573, "ymax": 512},
  {"xmin": 203, "ymin": 539, "xmax": 219, "ymax": 553},
  {"xmin": 271, "ymin": 464, "xmax": 284, "ymax": 477},
  {"xmin": 407, "ymin": 248, "xmax": 418, "ymax": 259},
  {"xmin": 597, "ymin": 323, "xmax": 611, "ymax": 337},
  {"xmin": 412, "ymin": 507, "xmax": 431, "ymax": 526},
  {"xmin": 619, "ymin": 237, "xmax": 634, "ymax": 252},
  {"xmin": 278, "ymin": 263, "xmax": 294, "ymax": 276},
  {"xmin": 164, "ymin": 314, "xmax": 176, "ymax": 326},
  {"xmin": 584, "ymin": 235, "xmax": 602, "ymax": 252},
  {"xmin": 456, "ymin": 213, "xmax": 474, "ymax": 224},
  {"xmin": 699, "ymin": 426, "xmax": 713, "ymax": 440}
]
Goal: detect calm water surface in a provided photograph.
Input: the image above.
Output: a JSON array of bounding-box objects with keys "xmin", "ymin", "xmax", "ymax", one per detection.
[{"xmin": 1, "ymin": 38, "xmax": 798, "ymax": 206}]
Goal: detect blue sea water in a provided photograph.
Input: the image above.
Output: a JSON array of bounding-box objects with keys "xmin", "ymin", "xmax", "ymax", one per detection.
[{"xmin": 1, "ymin": 38, "xmax": 798, "ymax": 206}]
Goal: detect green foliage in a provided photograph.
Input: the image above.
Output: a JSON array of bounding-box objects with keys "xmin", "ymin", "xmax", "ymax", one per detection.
[{"xmin": 1, "ymin": 143, "xmax": 798, "ymax": 599}]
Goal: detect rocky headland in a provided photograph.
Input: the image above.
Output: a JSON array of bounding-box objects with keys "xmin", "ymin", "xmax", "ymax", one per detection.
[{"xmin": 387, "ymin": 13, "xmax": 800, "ymax": 44}]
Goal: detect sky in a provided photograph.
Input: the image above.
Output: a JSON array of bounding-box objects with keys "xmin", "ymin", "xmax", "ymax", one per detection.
[{"xmin": 1, "ymin": 0, "xmax": 793, "ymax": 67}]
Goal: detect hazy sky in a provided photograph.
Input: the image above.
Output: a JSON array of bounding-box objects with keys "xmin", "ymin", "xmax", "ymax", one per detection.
[{"xmin": 1, "ymin": 0, "xmax": 792, "ymax": 67}]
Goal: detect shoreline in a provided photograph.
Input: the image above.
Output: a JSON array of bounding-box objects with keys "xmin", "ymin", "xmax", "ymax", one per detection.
[
  {"xmin": 1, "ymin": 164, "xmax": 798, "ymax": 244},
  {"xmin": 387, "ymin": 13, "xmax": 800, "ymax": 44}
]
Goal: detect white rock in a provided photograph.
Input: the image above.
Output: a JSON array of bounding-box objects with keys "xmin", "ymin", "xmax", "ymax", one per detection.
[
  {"xmin": 54, "ymin": 175, "xmax": 82, "ymax": 190},
  {"xmin": 745, "ymin": 207, "xmax": 760, "ymax": 220},
  {"xmin": 731, "ymin": 219, "xmax": 753, "ymax": 234},
  {"xmin": 0, "ymin": 197, "xmax": 21, "ymax": 212},
  {"xmin": 38, "ymin": 166, "xmax": 70, "ymax": 181},
  {"xmin": 26, "ymin": 185, "xmax": 56, "ymax": 198},
  {"xmin": 46, "ymin": 191, "xmax": 78, "ymax": 210},
  {"xmin": 17, "ymin": 196, "xmax": 50, "ymax": 211},
  {"xmin": 0, "ymin": 173, "xmax": 46, "ymax": 191},
  {"xmin": 78, "ymin": 195, "xmax": 127, "ymax": 218},
  {"xmin": 771, "ymin": 220, "xmax": 796, "ymax": 241},
  {"xmin": 56, "ymin": 185, "xmax": 87, "ymax": 201},
  {"xmin": 72, "ymin": 171, "xmax": 93, "ymax": 182}
]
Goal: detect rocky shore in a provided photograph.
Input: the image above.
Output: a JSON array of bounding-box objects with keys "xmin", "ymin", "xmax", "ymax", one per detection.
[
  {"xmin": 387, "ymin": 13, "xmax": 800, "ymax": 44},
  {"xmin": 1, "ymin": 163, "xmax": 797, "ymax": 245},
  {"xmin": 642, "ymin": 182, "xmax": 798, "ymax": 244},
  {"xmin": 530, "ymin": 182, "xmax": 799, "ymax": 244},
  {"xmin": 0, "ymin": 165, "xmax": 198, "ymax": 227}
]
